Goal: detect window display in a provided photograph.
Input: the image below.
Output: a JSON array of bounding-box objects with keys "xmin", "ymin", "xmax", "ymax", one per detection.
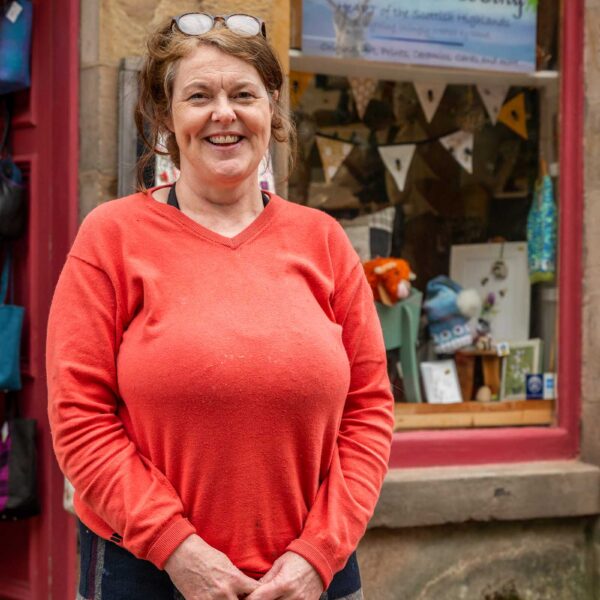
[{"xmin": 289, "ymin": 0, "xmax": 560, "ymax": 430}]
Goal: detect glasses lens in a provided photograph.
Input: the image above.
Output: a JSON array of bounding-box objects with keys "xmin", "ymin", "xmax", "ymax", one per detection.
[
  {"xmin": 226, "ymin": 14, "xmax": 261, "ymax": 36},
  {"xmin": 177, "ymin": 13, "xmax": 213, "ymax": 35}
]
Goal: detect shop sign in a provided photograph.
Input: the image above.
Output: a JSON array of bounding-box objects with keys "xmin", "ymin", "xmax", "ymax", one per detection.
[{"xmin": 302, "ymin": 0, "xmax": 537, "ymax": 73}]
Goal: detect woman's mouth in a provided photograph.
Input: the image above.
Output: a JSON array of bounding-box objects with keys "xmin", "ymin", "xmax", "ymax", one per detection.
[{"xmin": 206, "ymin": 135, "xmax": 243, "ymax": 147}]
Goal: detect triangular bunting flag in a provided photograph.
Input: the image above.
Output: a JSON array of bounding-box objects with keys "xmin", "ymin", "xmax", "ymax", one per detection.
[
  {"xmin": 414, "ymin": 82, "xmax": 446, "ymax": 123},
  {"xmin": 290, "ymin": 71, "xmax": 314, "ymax": 108},
  {"xmin": 497, "ymin": 93, "xmax": 528, "ymax": 139},
  {"xmin": 477, "ymin": 85, "xmax": 509, "ymax": 125},
  {"xmin": 439, "ymin": 130, "xmax": 474, "ymax": 174},
  {"xmin": 349, "ymin": 77, "xmax": 378, "ymax": 120},
  {"xmin": 377, "ymin": 145, "xmax": 417, "ymax": 192},
  {"xmin": 315, "ymin": 136, "xmax": 354, "ymax": 183}
]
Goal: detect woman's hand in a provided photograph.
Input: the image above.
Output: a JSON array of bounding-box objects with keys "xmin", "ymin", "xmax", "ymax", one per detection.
[
  {"xmin": 164, "ymin": 534, "xmax": 260, "ymax": 600},
  {"xmin": 246, "ymin": 551, "xmax": 324, "ymax": 600}
]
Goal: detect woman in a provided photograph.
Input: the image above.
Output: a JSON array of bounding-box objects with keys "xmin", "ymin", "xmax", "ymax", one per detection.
[{"xmin": 47, "ymin": 13, "xmax": 394, "ymax": 600}]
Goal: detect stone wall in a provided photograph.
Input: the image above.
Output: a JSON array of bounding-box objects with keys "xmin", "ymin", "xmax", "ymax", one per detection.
[
  {"xmin": 79, "ymin": 0, "xmax": 289, "ymax": 219},
  {"xmin": 582, "ymin": 0, "xmax": 600, "ymax": 467},
  {"xmin": 359, "ymin": 519, "xmax": 596, "ymax": 600}
]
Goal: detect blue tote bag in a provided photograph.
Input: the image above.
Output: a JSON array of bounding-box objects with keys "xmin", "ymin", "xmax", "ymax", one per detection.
[
  {"xmin": 0, "ymin": 1, "xmax": 33, "ymax": 95},
  {"xmin": 0, "ymin": 250, "xmax": 24, "ymax": 391}
]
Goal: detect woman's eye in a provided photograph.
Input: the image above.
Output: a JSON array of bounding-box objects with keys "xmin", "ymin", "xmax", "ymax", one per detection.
[
  {"xmin": 189, "ymin": 93, "xmax": 208, "ymax": 101},
  {"xmin": 235, "ymin": 91, "xmax": 254, "ymax": 100}
]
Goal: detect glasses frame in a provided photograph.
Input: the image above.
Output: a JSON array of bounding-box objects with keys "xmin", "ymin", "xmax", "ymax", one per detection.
[{"xmin": 172, "ymin": 13, "xmax": 267, "ymax": 39}]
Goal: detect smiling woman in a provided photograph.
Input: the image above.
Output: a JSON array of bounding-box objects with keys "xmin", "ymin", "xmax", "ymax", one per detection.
[{"xmin": 46, "ymin": 12, "xmax": 394, "ymax": 600}]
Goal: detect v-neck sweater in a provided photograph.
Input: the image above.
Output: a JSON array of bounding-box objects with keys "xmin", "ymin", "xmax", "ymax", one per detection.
[{"xmin": 46, "ymin": 186, "xmax": 394, "ymax": 588}]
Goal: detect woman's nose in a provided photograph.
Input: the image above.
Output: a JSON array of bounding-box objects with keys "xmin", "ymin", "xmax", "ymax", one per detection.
[{"xmin": 211, "ymin": 96, "xmax": 236, "ymax": 123}]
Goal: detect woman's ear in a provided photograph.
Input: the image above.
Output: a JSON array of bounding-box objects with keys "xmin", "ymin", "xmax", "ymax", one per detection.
[{"xmin": 164, "ymin": 113, "xmax": 174, "ymax": 133}]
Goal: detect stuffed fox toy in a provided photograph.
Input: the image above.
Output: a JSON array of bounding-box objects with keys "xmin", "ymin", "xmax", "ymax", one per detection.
[{"xmin": 363, "ymin": 258, "xmax": 416, "ymax": 306}]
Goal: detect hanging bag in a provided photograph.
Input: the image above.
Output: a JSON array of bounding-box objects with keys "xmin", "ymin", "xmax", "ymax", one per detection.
[
  {"xmin": 0, "ymin": 392, "xmax": 39, "ymax": 519},
  {"xmin": 0, "ymin": 249, "xmax": 24, "ymax": 391},
  {"xmin": 0, "ymin": 0, "xmax": 33, "ymax": 94},
  {"xmin": 0, "ymin": 101, "xmax": 26, "ymax": 240}
]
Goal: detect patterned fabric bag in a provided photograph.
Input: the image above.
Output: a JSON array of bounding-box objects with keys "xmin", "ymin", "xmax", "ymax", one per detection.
[
  {"xmin": 0, "ymin": 101, "xmax": 27, "ymax": 241},
  {"xmin": 0, "ymin": 0, "xmax": 33, "ymax": 94},
  {"xmin": 0, "ymin": 393, "xmax": 39, "ymax": 520},
  {"xmin": 0, "ymin": 249, "xmax": 24, "ymax": 391}
]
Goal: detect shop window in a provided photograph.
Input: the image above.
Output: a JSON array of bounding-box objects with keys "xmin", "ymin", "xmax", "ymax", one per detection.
[{"xmin": 289, "ymin": 0, "xmax": 582, "ymax": 466}]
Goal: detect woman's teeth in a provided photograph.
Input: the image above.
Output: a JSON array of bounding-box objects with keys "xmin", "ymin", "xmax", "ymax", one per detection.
[{"xmin": 208, "ymin": 135, "xmax": 241, "ymax": 145}]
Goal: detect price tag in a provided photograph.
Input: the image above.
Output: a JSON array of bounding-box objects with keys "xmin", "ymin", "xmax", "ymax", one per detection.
[{"xmin": 5, "ymin": 2, "xmax": 23, "ymax": 24}]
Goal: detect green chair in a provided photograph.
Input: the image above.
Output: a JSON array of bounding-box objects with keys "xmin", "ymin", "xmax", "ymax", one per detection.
[{"xmin": 375, "ymin": 289, "xmax": 423, "ymax": 403}]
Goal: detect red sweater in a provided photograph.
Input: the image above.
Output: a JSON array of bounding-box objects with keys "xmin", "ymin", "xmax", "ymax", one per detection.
[{"xmin": 46, "ymin": 187, "xmax": 394, "ymax": 588}]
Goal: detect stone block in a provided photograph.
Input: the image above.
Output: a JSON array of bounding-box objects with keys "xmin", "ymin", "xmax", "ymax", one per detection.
[
  {"xmin": 581, "ymin": 402, "xmax": 600, "ymax": 465},
  {"xmin": 583, "ymin": 189, "xmax": 600, "ymax": 243},
  {"xmin": 100, "ymin": 0, "xmax": 202, "ymax": 66},
  {"xmin": 581, "ymin": 290, "xmax": 600, "ymax": 388},
  {"xmin": 80, "ymin": 0, "xmax": 100, "ymax": 68},
  {"xmin": 587, "ymin": 8, "xmax": 600, "ymax": 102},
  {"xmin": 79, "ymin": 170, "xmax": 118, "ymax": 221},
  {"xmin": 358, "ymin": 519, "xmax": 595, "ymax": 600},
  {"xmin": 80, "ymin": 65, "xmax": 119, "ymax": 174},
  {"xmin": 372, "ymin": 462, "xmax": 600, "ymax": 530}
]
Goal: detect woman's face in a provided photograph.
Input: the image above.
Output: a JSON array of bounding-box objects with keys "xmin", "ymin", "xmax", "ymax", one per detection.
[{"xmin": 168, "ymin": 44, "xmax": 274, "ymax": 188}]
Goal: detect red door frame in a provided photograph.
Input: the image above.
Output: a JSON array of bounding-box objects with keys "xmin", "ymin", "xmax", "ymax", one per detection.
[
  {"xmin": 390, "ymin": 0, "xmax": 584, "ymax": 468},
  {"xmin": 0, "ymin": 0, "xmax": 79, "ymax": 598}
]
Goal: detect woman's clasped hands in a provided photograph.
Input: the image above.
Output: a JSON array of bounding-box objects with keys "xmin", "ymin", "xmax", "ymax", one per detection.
[
  {"xmin": 246, "ymin": 551, "xmax": 324, "ymax": 600},
  {"xmin": 165, "ymin": 537, "xmax": 324, "ymax": 600},
  {"xmin": 164, "ymin": 534, "xmax": 260, "ymax": 600}
]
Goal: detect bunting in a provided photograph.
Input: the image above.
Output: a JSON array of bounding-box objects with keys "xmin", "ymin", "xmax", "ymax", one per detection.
[
  {"xmin": 289, "ymin": 71, "xmax": 314, "ymax": 108},
  {"xmin": 377, "ymin": 145, "xmax": 417, "ymax": 192},
  {"xmin": 349, "ymin": 77, "xmax": 378, "ymax": 120},
  {"xmin": 497, "ymin": 93, "xmax": 528, "ymax": 139},
  {"xmin": 477, "ymin": 85, "xmax": 509, "ymax": 125},
  {"xmin": 414, "ymin": 82, "xmax": 446, "ymax": 123},
  {"xmin": 315, "ymin": 136, "xmax": 355, "ymax": 183},
  {"xmin": 298, "ymin": 87, "xmax": 341, "ymax": 113},
  {"xmin": 439, "ymin": 130, "xmax": 474, "ymax": 174}
]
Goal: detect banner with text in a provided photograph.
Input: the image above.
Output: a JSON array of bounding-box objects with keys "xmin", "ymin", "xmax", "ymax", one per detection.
[{"xmin": 303, "ymin": 0, "xmax": 537, "ymax": 73}]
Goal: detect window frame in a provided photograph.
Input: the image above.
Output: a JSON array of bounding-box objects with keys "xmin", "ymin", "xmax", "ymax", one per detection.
[{"xmin": 389, "ymin": 0, "xmax": 584, "ymax": 468}]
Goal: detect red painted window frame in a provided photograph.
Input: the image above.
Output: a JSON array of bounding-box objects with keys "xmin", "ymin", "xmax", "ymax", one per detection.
[{"xmin": 389, "ymin": 1, "xmax": 584, "ymax": 468}]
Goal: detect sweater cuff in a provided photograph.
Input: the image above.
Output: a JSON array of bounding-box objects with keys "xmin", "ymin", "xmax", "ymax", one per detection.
[
  {"xmin": 146, "ymin": 517, "xmax": 197, "ymax": 569},
  {"xmin": 286, "ymin": 538, "xmax": 334, "ymax": 590}
]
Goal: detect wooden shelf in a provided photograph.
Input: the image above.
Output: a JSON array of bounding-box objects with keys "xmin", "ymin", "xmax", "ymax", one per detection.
[
  {"xmin": 290, "ymin": 50, "xmax": 559, "ymax": 89},
  {"xmin": 394, "ymin": 400, "xmax": 555, "ymax": 431}
]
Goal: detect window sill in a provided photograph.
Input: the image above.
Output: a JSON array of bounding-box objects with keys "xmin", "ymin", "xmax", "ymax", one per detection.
[
  {"xmin": 370, "ymin": 461, "xmax": 600, "ymax": 529},
  {"xmin": 394, "ymin": 400, "xmax": 555, "ymax": 430}
]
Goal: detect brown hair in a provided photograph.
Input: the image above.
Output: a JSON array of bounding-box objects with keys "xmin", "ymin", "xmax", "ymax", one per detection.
[{"xmin": 134, "ymin": 19, "xmax": 296, "ymax": 191}]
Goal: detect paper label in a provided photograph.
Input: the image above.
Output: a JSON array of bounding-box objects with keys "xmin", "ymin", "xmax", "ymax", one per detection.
[
  {"xmin": 1, "ymin": 422, "xmax": 8, "ymax": 444},
  {"xmin": 5, "ymin": 1, "xmax": 23, "ymax": 23}
]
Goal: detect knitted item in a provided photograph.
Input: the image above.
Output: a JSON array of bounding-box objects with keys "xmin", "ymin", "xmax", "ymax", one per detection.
[
  {"xmin": 424, "ymin": 276, "xmax": 481, "ymax": 354},
  {"xmin": 527, "ymin": 174, "xmax": 557, "ymax": 284}
]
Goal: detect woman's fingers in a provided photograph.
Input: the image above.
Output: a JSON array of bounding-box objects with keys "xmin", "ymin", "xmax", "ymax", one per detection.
[
  {"xmin": 245, "ymin": 578, "xmax": 287, "ymax": 600},
  {"xmin": 258, "ymin": 557, "xmax": 283, "ymax": 585},
  {"xmin": 237, "ymin": 574, "xmax": 262, "ymax": 596}
]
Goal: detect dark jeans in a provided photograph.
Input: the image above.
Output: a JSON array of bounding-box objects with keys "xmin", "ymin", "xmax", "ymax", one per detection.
[{"xmin": 77, "ymin": 520, "xmax": 362, "ymax": 600}]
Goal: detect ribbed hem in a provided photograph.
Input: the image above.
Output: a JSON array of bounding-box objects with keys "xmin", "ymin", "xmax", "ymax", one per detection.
[
  {"xmin": 145, "ymin": 517, "xmax": 197, "ymax": 569},
  {"xmin": 286, "ymin": 538, "xmax": 334, "ymax": 589}
]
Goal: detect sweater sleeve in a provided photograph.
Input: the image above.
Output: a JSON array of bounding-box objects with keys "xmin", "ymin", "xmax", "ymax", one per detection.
[
  {"xmin": 285, "ymin": 241, "xmax": 395, "ymax": 588},
  {"xmin": 46, "ymin": 253, "xmax": 196, "ymax": 568}
]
